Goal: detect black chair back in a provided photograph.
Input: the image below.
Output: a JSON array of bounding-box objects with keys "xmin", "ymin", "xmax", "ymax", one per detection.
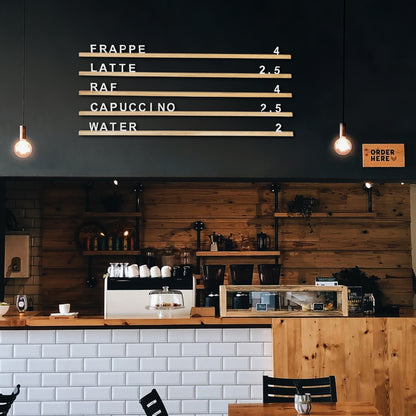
[
  {"xmin": 0, "ymin": 385, "xmax": 20, "ymax": 416},
  {"xmin": 263, "ymin": 375, "xmax": 337, "ymax": 403},
  {"xmin": 139, "ymin": 388, "xmax": 169, "ymax": 416}
]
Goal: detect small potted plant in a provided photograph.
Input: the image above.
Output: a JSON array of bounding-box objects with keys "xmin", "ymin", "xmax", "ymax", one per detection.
[
  {"xmin": 287, "ymin": 195, "xmax": 319, "ymax": 233},
  {"xmin": 293, "ymin": 381, "xmax": 311, "ymax": 415}
]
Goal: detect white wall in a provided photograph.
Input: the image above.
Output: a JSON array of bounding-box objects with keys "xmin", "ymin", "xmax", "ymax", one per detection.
[{"xmin": 0, "ymin": 327, "xmax": 272, "ymax": 416}]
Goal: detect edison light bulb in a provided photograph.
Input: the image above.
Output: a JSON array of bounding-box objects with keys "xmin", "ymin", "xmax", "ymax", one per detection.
[
  {"xmin": 333, "ymin": 123, "xmax": 352, "ymax": 156},
  {"xmin": 14, "ymin": 125, "xmax": 32, "ymax": 158}
]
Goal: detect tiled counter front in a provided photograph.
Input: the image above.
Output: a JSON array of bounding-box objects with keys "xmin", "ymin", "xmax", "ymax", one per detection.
[{"xmin": 0, "ymin": 328, "xmax": 272, "ymax": 416}]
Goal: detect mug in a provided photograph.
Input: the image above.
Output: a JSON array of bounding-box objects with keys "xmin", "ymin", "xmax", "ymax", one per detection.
[
  {"xmin": 139, "ymin": 264, "xmax": 150, "ymax": 278},
  {"xmin": 107, "ymin": 263, "xmax": 119, "ymax": 277},
  {"xmin": 294, "ymin": 393, "xmax": 312, "ymax": 414},
  {"xmin": 161, "ymin": 265, "xmax": 172, "ymax": 278},
  {"xmin": 126, "ymin": 264, "xmax": 139, "ymax": 277},
  {"xmin": 150, "ymin": 266, "xmax": 161, "ymax": 278},
  {"xmin": 59, "ymin": 303, "xmax": 70, "ymax": 314}
]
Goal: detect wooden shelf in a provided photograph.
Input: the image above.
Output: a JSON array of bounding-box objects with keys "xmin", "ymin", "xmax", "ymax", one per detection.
[
  {"xmin": 83, "ymin": 251, "xmax": 141, "ymax": 256},
  {"xmin": 83, "ymin": 212, "xmax": 141, "ymax": 217},
  {"xmin": 196, "ymin": 251, "xmax": 280, "ymax": 257},
  {"xmin": 274, "ymin": 212, "xmax": 377, "ymax": 218}
]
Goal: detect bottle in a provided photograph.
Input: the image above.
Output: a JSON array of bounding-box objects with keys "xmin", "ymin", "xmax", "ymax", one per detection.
[{"xmin": 363, "ymin": 293, "xmax": 375, "ymax": 315}]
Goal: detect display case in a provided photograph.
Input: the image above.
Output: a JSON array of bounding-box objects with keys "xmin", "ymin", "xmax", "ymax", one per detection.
[{"xmin": 219, "ymin": 285, "xmax": 348, "ymax": 317}]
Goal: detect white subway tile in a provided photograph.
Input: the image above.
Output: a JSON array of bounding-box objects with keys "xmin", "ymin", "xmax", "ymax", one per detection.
[
  {"xmin": 165, "ymin": 399, "xmax": 181, "ymax": 414},
  {"xmin": 70, "ymin": 343, "xmax": 97, "ymax": 357},
  {"xmin": 14, "ymin": 344, "xmax": 41, "ymax": 358},
  {"xmin": 0, "ymin": 358, "xmax": 26, "ymax": 372},
  {"xmin": 98, "ymin": 343, "xmax": 125, "ymax": 357},
  {"xmin": 168, "ymin": 328, "xmax": 195, "ymax": 342},
  {"xmin": 42, "ymin": 344, "xmax": 70, "ymax": 358},
  {"xmin": 42, "ymin": 372, "xmax": 70, "ymax": 386},
  {"xmin": 250, "ymin": 328, "xmax": 272, "ymax": 342},
  {"xmin": 98, "ymin": 400, "xmax": 125, "ymax": 414},
  {"xmin": 182, "ymin": 342, "xmax": 208, "ymax": 356},
  {"xmin": 196, "ymin": 356, "xmax": 222, "ymax": 371},
  {"xmin": 223, "ymin": 328, "xmax": 250, "ymax": 342},
  {"xmin": 196, "ymin": 328, "xmax": 222, "ymax": 342},
  {"xmin": 154, "ymin": 371, "xmax": 180, "ymax": 385},
  {"xmin": 210, "ymin": 371, "xmax": 236, "ymax": 385},
  {"xmin": 28, "ymin": 330, "xmax": 55, "ymax": 344},
  {"xmin": 182, "ymin": 399, "xmax": 209, "ymax": 413},
  {"xmin": 237, "ymin": 342, "xmax": 263, "ymax": 356},
  {"xmin": 56, "ymin": 358, "xmax": 84, "ymax": 372},
  {"xmin": 0, "ymin": 345, "xmax": 13, "ymax": 358},
  {"xmin": 98, "ymin": 372, "xmax": 125, "ymax": 386},
  {"xmin": 28, "ymin": 358, "xmax": 54, "ymax": 372},
  {"xmin": 140, "ymin": 357, "xmax": 167, "ymax": 371},
  {"xmin": 0, "ymin": 374, "xmax": 14, "ymax": 388},
  {"xmin": 70, "ymin": 372, "xmax": 98, "ymax": 386},
  {"xmin": 112, "ymin": 328, "xmax": 140, "ymax": 343},
  {"xmin": 196, "ymin": 385, "xmax": 222, "ymax": 399},
  {"xmin": 41, "ymin": 401, "xmax": 69, "ymax": 415},
  {"xmin": 140, "ymin": 328, "xmax": 167, "ymax": 342},
  {"xmin": 126, "ymin": 343, "xmax": 153, "ymax": 357},
  {"xmin": 84, "ymin": 357, "xmax": 111, "ymax": 372},
  {"xmin": 223, "ymin": 357, "xmax": 250, "ymax": 370},
  {"xmin": 14, "ymin": 372, "xmax": 41, "ymax": 386},
  {"xmin": 209, "ymin": 342, "xmax": 236, "ymax": 356},
  {"xmin": 264, "ymin": 342, "xmax": 272, "ymax": 356},
  {"xmin": 168, "ymin": 385, "xmax": 195, "ymax": 399},
  {"xmin": 84, "ymin": 386, "xmax": 112, "ymax": 400},
  {"xmin": 126, "ymin": 400, "xmax": 143, "ymax": 415},
  {"xmin": 210, "ymin": 399, "xmax": 234, "ymax": 413},
  {"xmin": 56, "ymin": 330, "xmax": 83, "ymax": 344},
  {"xmin": 237, "ymin": 370, "xmax": 264, "ymax": 385},
  {"xmin": 13, "ymin": 402, "xmax": 41, "ymax": 415},
  {"xmin": 126, "ymin": 371, "xmax": 153, "ymax": 386},
  {"xmin": 84, "ymin": 329, "xmax": 111, "ymax": 343},
  {"xmin": 0, "ymin": 330, "xmax": 28, "ymax": 344},
  {"xmin": 154, "ymin": 342, "xmax": 181, "ymax": 357},
  {"xmin": 251, "ymin": 384, "xmax": 263, "ymax": 400},
  {"xmin": 250, "ymin": 356, "xmax": 272, "ymax": 371},
  {"xmin": 168, "ymin": 356, "xmax": 195, "ymax": 371},
  {"xmin": 182, "ymin": 371, "xmax": 209, "ymax": 385},
  {"xmin": 112, "ymin": 357, "xmax": 139, "ymax": 371},
  {"xmin": 56, "ymin": 386, "xmax": 84, "ymax": 401},
  {"xmin": 112, "ymin": 385, "xmax": 139, "ymax": 400},
  {"xmin": 27, "ymin": 387, "xmax": 55, "ymax": 401},
  {"xmin": 223, "ymin": 385, "xmax": 251, "ymax": 399},
  {"xmin": 69, "ymin": 400, "xmax": 97, "ymax": 415}
]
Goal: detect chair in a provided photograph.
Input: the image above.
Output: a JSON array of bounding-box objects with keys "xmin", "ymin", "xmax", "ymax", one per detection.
[
  {"xmin": 263, "ymin": 375, "xmax": 337, "ymax": 403},
  {"xmin": 0, "ymin": 385, "xmax": 20, "ymax": 416},
  {"xmin": 139, "ymin": 388, "xmax": 168, "ymax": 416}
]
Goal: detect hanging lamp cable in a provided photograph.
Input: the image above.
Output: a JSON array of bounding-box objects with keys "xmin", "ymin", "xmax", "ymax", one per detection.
[
  {"xmin": 341, "ymin": 0, "xmax": 346, "ymax": 124},
  {"xmin": 21, "ymin": 0, "xmax": 26, "ymax": 126}
]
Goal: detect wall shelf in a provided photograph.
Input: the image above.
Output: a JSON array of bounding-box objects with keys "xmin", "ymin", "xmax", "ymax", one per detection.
[
  {"xmin": 196, "ymin": 251, "xmax": 280, "ymax": 257},
  {"xmin": 274, "ymin": 212, "xmax": 376, "ymax": 218},
  {"xmin": 83, "ymin": 250, "xmax": 141, "ymax": 256},
  {"xmin": 83, "ymin": 212, "xmax": 142, "ymax": 218}
]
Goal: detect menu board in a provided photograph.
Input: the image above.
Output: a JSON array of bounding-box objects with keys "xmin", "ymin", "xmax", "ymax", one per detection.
[{"xmin": 78, "ymin": 44, "xmax": 294, "ymax": 138}]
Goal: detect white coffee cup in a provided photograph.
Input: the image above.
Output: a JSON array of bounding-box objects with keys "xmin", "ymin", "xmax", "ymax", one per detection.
[
  {"xmin": 59, "ymin": 303, "xmax": 70, "ymax": 314},
  {"xmin": 139, "ymin": 264, "xmax": 150, "ymax": 278},
  {"xmin": 150, "ymin": 266, "xmax": 161, "ymax": 278},
  {"xmin": 126, "ymin": 264, "xmax": 139, "ymax": 277},
  {"xmin": 161, "ymin": 265, "xmax": 172, "ymax": 278}
]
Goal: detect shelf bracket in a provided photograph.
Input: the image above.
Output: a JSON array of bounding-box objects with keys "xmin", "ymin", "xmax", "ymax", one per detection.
[
  {"xmin": 133, "ymin": 183, "xmax": 143, "ymax": 260},
  {"xmin": 193, "ymin": 221, "xmax": 205, "ymax": 272},
  {"xmin": 86, "ymin": 257, "xmax": 97, "ymax": 288}
]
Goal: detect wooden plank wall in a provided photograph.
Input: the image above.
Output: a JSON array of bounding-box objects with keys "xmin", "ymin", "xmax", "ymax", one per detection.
[
  {"xmin": 272, "ymin": 317, "xmax": 416, "ymax": 416},
  {"xmin": 40, "ymin": 181, "xmax": 413, "ymax": 312}
]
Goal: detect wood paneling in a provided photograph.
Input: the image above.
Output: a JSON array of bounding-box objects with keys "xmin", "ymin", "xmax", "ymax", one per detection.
[
  {"xmin": 272, "ymin": 317, "xmax": 416, "ymax": 416},
  {"xmin": 41, "ymin": 181, "xmax": 413, "ymax": 312}
]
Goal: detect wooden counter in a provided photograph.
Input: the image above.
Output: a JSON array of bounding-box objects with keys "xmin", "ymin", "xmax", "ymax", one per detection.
[{"xmin": 272, "ymin": 317, "xmax": 416, "ymax": 416}]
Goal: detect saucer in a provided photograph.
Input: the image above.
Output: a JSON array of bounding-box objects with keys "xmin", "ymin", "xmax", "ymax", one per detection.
[{"xmin": 50, "ymin": 312, "xmax": 78, "ymax": 317}]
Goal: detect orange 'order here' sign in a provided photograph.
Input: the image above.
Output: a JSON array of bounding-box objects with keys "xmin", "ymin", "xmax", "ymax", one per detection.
[{"xmin": 362, "ymin": 144, "xmax": 405, "ymax": 168}]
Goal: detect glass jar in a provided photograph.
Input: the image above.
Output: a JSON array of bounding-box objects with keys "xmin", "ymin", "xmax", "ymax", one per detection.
[{"xmin": 363, "ymin": 293, "xmax": 375, "ymax": 315}]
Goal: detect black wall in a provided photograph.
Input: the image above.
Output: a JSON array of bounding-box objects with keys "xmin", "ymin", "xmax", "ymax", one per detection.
[{"xmin": 0, "ymin": 0, "xmax": 415, "ymax": 180}]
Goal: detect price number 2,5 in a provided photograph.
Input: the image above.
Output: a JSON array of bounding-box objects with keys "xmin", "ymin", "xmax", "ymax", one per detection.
[{"xmin": 260, "ymin": 103, "xmax": 282, "ymax": 113}]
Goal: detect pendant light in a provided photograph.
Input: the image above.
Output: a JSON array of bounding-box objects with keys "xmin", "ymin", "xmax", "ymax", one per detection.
[
  {"xmin": 14, "ymin": 0, "xmax": 33, "ymax": 159},
  {"xmin": 333, "ymin": 0, "xmax": 352, "ymax": 156}
]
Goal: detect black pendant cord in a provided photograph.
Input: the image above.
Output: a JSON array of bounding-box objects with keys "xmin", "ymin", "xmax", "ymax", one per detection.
[
  {"xmin": 341, "ymin": 0, "xmax": 346, "ymax": 125},
  {"xmin": 21, "ymin": 0, "xmax": 26, "ymax": 126}
]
